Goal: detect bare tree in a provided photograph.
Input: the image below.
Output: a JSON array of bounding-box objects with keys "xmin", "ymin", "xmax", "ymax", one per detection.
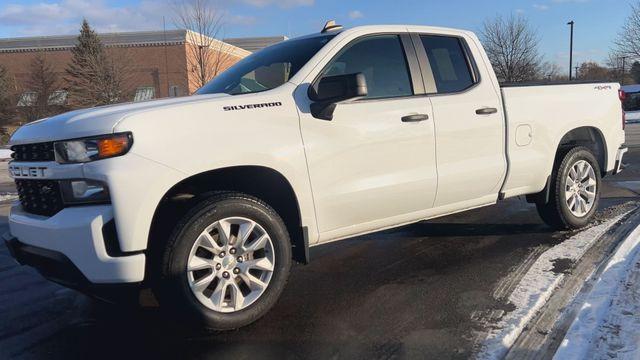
[
  {"xmin": 615, "ymin": 2, "xmax": 640, "ymax": 60},
  {"xmin": 539, "ymin": 61, "xmax": 566, "ymax": 81},
  {"xmin": 606, "ymin": 52, "xmax": 634, "ymax": 84},
  {"xmin": 21, "ymin": 53, "xmax": 61, "ymax": 121},
  {"xmin": 173, "ymin": 0, "xmax": 233, "ymax": 88},
  {"xmin": 631, "ymin": 61, "xmax": 640, "ymax": 84},
  {"xmin": 0, "ymin": 65, "xmax": 16, "ymax": 125},
  {"xmin": 101, "ymin": 46, "xmax": 136, "ymax": 103},
  {"xmin": 480, "ymin": 14, "xmax": 542, "ymax": 83},
  {"xmin": 578, "ymin": 62, "xmax": 613, "ymax": 82}
]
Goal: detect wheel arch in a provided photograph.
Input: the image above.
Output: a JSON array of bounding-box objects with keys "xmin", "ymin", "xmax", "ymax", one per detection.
[
  {"xmin": 147, "ymin": 166, "xmax": 308, "ymax": 275},
  {"xmin": 555, "ymin": 126, "xmax": 608, "ymax": 175},
  {"xmin": 528, "ymin": 126, "xmax": 607, "ymax": 205}
]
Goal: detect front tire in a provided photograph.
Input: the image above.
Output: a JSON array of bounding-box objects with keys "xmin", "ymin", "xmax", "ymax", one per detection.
[
  {"xmin": 154, "ymin": 193, "xmax": 292, "ymax": 331},
  {"xmin": 536, "ymin": 146, "xmax": 601, "ymax": 230}
]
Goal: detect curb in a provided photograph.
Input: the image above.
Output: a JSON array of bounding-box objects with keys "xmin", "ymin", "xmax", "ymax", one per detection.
[
  {"xmin": 553, "ymin": 218, "xmax": 640, "ymax": 359},
  {"xmin": 476, "ymin": 207, "xmax": 639, "ymax": 360}
]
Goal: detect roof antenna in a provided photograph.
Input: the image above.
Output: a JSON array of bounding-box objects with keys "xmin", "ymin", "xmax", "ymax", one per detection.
[{"xmin": 321, "ymin": 20, "xmax": 343, "ymax": 33}]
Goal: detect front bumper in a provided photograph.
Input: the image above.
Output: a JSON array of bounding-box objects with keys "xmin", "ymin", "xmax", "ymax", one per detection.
[
  {"xmin": 5, "ymin": 233, "xmax": 89, "ymax": 288},
  {"xmin": 4, "ymin": 234, "xmax": 143, "ymax": 302},
  {"xmin": 7, "ymin": 203, "xmax": 145, "ymax": 284}
]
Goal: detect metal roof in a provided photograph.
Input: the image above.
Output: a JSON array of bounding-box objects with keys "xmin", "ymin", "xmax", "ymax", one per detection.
[
  {"xmin": 0, "ymin": 29, "xmax": 251, "ymax": 57},
  {"xmin": 223, "ymin": 36, "xmax": 287, "ymax": 52}
]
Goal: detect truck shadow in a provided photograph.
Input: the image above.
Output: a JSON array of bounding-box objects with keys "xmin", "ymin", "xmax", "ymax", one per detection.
[{"xmin": 396, "ymin": 222, "xmax": 554, "ymax": 238}]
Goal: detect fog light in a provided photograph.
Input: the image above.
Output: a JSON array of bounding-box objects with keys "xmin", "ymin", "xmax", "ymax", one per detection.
[
  {"xmin": 60, "ymin": 180, "xmax": 110, "ymax": 204},
  {"xmin": 72, "ymin": 181, "xmax": 102, "ymax": 198}
]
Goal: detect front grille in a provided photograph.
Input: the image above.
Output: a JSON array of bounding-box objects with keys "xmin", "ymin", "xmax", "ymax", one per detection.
[
  {"xmin": 15, "ymin": 179, "xmax": 64, "ymax": 217},
  {"xmin": 11, "ymin": 142, "xmax": 55, "ymax": 162}
]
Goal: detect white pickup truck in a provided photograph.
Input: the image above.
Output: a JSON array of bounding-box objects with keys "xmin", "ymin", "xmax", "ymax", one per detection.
[{"xmin": 5, "ymin": 24, "xmax": 627, "ymax": 330}]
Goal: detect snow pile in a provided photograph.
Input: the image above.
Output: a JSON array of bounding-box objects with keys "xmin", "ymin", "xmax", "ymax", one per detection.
[
  {"xmin": 0, "ymin": 193, "xmax": 18, "ymax": 202},
  {"xmin": 0, "ymin": 149, "xmax": 12, "ymax": 160},
  {"xmin": 554, "ymin": 223, "xmax": 640, "ymax": 360},
  {"xmin": 476, "ymin": 213, "xmax": 630, "ymax": 360}
]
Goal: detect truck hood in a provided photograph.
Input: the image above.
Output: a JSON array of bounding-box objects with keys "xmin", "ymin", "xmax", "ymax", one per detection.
[{"xmin": 9, "ymin": 94, "xmax": 228, "ymax": 145}]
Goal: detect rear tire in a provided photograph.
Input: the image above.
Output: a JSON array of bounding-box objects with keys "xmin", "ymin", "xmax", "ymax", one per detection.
[
  {"xmin": 153, "ymin": 192, "xmax": 292, "ymax": 331},
  {"xmin": 536, "ymin": 146, "xmax": 601, "ymax": 230}
]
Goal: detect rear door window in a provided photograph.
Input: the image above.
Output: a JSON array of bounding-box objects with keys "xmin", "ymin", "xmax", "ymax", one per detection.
[{"xmin": 420, "ymin": 35, "xmax": 476, "ymax": 93}]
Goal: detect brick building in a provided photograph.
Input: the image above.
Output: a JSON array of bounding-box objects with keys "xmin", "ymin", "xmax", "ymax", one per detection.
[{"xmin": 0, "ymin": 30, "xmax": 284, "ymax": 107}]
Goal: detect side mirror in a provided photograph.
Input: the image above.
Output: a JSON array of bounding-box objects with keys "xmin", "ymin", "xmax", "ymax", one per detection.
[{"xmin": 308, "ymin": 73, "xmax": 368, "ymax": 120}]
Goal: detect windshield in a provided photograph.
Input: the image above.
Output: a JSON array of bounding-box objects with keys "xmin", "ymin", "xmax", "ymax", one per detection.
[
  {"xmin": 197, "ymin": 34, "xmax": 337, "ymax": 95},
  {"xmin": 624, "ymin": 92, "xmax": 640, "ymax": 112}
]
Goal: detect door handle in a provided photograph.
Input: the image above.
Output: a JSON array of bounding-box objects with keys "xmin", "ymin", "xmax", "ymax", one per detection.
[
  {"xmin": 476, "ymin": 107, "xmax": 498, "ymax": 115},
  {"xmin": 401, "ymin": 114, "xmax": 429, "ymax": 122}
]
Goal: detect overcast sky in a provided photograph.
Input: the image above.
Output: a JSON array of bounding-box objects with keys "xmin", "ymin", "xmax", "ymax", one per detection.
[{"xmin": 0, "ymin": 0, "xmax": 632, "ymax": 72}]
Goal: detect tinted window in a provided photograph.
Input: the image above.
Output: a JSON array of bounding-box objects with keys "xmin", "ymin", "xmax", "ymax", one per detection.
[
  {"xmin": 624, "ymin": 92, "xmax": 640, "ymax": 112},
  {"xmin": 197, "ymin": 35, "xmax": 335, "ymax": 95},
  {"xmin": 320, "ymin": 35, "xmax": 413, "ymax": 99},
  {"xmin": 421, "ymin": 35, "xmax": 475, "ymax": 93}
]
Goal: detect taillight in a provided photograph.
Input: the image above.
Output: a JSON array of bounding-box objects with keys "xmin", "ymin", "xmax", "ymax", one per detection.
[
  {"xmin": 619, "ymin": 89, "xmax": 627, "ymax": 130},
  {"xmin": 619, "ymin": 89, "xmax": 627, "ymax": 101}
]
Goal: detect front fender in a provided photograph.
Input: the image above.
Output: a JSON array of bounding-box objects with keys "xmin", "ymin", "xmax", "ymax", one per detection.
[{"xmin": 109, "ymin": 86, "xmax": 318, "ymax": 250}]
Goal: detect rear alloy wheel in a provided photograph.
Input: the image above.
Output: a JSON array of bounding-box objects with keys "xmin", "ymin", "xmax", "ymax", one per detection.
[
  {"xmin": 563, "ymin": 160, "xmax": 597, "ymax": 218},
  {"xmin": 155, "ymin": 193, "xmax": 291, "ymax": 331},
  {"xmin": 536, "ymin": 146, "xmax": 601, "ymax": 230}
]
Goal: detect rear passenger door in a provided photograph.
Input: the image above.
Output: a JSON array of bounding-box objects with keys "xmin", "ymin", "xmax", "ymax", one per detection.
[{"xmin": 413, "ymin": 33, "xmax": 506, "ymax": 207}]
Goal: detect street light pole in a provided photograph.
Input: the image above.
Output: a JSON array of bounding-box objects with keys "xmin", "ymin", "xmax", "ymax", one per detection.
[
  {"xmin": 621, "ymin": 56, "xmax": 628, "ymax": 85},
  {"xmin": 568, "ymin": 21, "xmax": 575, "ymax": 80}
]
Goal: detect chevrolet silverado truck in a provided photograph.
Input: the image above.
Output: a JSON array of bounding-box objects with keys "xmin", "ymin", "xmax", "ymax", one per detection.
[{"xmin": 4, "ymin": 23, "xmax": 627, "ymax": 330}]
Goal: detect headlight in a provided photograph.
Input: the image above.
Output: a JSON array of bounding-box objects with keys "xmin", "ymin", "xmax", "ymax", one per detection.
[
  {"xmin": 54, "ymin": 133, "xmax": 133, "ymax": 164},
  {"xmin": 59, "ymin": 180, "xmax": 110, "ymax": 204}
]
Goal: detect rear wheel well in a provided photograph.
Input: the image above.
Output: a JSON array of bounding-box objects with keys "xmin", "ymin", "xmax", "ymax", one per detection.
[
  {"xmin": 147, "ymin": 166, "xmax": 306, "ymax": 275},
  {"xmin": 527, "ymin": 126, "xmax": 607, "ymax": 204},
  {"xmin": 556, "ymin": 126, "xmax": 607, "ymax": 175}
]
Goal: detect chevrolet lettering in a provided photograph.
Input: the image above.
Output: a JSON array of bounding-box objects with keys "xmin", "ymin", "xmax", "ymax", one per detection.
[{"xmin": 9, "ymin": 165, "xmax": 47, "ymax": 179}]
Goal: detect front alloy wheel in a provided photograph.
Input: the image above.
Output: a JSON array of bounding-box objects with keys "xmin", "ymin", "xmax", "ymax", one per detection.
[
  {"xmin": 187, "ymin": 217, "xmax": 275, "ymax": 313},
  {"xmin": 155, "ymin": 193, "xmax": 292, "ymax": 331}
]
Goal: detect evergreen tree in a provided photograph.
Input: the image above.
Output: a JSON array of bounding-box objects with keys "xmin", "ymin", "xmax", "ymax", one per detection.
[
  {"xmin": 65, "ymin": 20, "xmax": 130, "ymax": 107},
  {"xmin": 65, "ymin": 19, "xmax": 105, "ymax": 107}
]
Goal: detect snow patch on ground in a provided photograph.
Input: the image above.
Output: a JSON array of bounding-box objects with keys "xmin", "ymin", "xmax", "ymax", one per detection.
[
  {"xmin": 476, "ymin": 213, "xmax": 630, "ymax": 360},
  {"xmin": 554, "ymin": 222, "xmax": 640, "ymax": 360},
  {"xmin": 0, "ymin": 149, "xmax": 12, "ymax": 160},
  {"xmin": 0, "ymin": 193, "xmax": 18, "ymax": 202}
]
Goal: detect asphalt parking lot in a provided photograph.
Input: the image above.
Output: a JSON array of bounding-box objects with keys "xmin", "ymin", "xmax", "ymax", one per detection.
[{"xmin": 1, "ymin": 127, "xmax": 640, "ymax": 360}]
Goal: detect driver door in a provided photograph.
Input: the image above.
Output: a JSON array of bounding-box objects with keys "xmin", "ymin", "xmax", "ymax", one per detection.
[{"xmin": 296, "ymin": 34, "xmax": 438, "ymax": 241}]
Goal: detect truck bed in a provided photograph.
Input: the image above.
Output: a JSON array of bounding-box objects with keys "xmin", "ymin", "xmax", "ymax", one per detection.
[
  {"xmin": 499, "ymin": 82, "xmax": 625, "ymax": 199},
  {"xmin": 500, "ymin": 80, "xmax": 612, "ymax": 88}
]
